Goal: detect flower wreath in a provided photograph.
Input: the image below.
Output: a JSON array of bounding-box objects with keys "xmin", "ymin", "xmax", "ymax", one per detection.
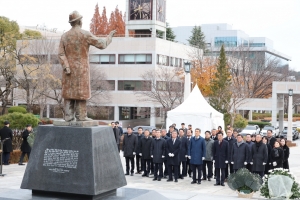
[{"xmin": 260, "ymin": 168, "xmax": 300, "ymax": 199}]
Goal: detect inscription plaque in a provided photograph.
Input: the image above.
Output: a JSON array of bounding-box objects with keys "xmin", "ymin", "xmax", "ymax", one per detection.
[{"xmin": 43, "ymin": 148, "xmax": 79, "ymax": 173}]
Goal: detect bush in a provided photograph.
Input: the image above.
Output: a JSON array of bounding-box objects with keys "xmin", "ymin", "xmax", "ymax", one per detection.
[
  {"xmin": 9, "ymin": 150, "xmax": 28, "ymax": 164},
  {"xmin": 40, "ymin": 118, "xmax": 53, "ymax": 125},
  {"xmin": 0, "ymin": 112, "xmax": 39, "ymax": 129},
  {"xmin": 234, "ymin": 114, "xmax": 248, "ymax": 129},
  {"xmin": 8, "ymin": 106, "xmax": 27, "ymax": 114},
  {"xmin": 248, "ymin": 121, "xmax": 271, "ymax": 129}
]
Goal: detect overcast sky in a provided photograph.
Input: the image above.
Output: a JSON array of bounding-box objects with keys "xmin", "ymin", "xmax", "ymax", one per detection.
[{"xmin": 1, "ymin": 0, "xmax": 299, "ymax": 70}]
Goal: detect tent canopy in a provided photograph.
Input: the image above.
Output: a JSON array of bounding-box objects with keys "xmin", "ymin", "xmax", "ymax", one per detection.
[{"xmin": 166, "ymin": 85, "xmax": 224, "ymax": 133}]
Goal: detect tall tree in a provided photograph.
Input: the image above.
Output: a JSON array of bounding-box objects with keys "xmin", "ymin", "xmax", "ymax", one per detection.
[
  {"xmin": 100, "ymin": 6, "xmax": 108, "ymax": 35},
  {"xmin": 90, "ymin": 4, "xmax": 102, "ymax": 35},
  {"xmin": 188, "ymin": 26, "xmax": 206, "ymax": 51},
  {"xmin": 209, "ymin": 45, "xmax": 232, "ymax": 114},
  {"xmin": 166, "ymin": 23, "xmax": 176, "ymax": 42},
  {"xmin": 0, "ymin": 16, "xmax": 20, "ymax": 114}
]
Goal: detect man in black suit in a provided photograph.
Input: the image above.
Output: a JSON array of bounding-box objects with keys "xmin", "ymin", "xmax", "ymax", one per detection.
[
  {"xmin": 213, "ymin": 132, "xmax": 229, "ymax": 186},
  {"xmin": 19, "ymin": 124, "xmax": 32, "ymax": 165},
  {"xmin": 122, "ymin": 127, "xmax": 138, "ymax": 176},
  {"xmin": 267, "ymin": 130, "xmax": 276, "ymax": 148},
  {"xmin": 211, "ymin": 129, "xmax": 218, "ymax": 141},
  {"xmin": 161, "ymin": 129, "xmax": 170, "ymax": 178},
  {"xmin": 166, "ymin": 130, "xmax": 181, "ymax": 182},
  {"xmin": 111, "ymin": 122, "xmax": 120, "ymax": 152},
  {"xmin": 224, "ymin": 129, "xmax": 237, "ymax": 180},
  {"xmin": 178, "ymin": 129, "xmax": 188, "ymax": 179},
  {"xmin": 185, "ymin": 129, "xmax": 192, "ymax": 177},
  {"xmin": 0, "ymin": 121, "xmax": 13, "ymax": 165},
  {"xmin": 180, "ymin": 123, "xmax": 188, "ymax": 136},
  {"xmin": 135, "ymin": 127, "xmax": 144, "ymax": 174},
  {"xmin": 167, "ymin": 126, "xmax": 175, "ymax": 138}
]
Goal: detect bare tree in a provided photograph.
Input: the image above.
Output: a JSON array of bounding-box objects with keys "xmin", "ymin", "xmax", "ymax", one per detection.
[
  {"xmin": 135, "ymin": 66, "xmax": 184, "ymax": 124},
  {"xmin": 227, "ymin": 45, "xmax": 290, "ymax": 119}
]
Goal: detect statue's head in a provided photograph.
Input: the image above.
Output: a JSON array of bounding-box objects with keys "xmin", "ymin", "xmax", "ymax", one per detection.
[{"xmin": 69, "ymin": 11, "xmax": 82, "ymax": 27}]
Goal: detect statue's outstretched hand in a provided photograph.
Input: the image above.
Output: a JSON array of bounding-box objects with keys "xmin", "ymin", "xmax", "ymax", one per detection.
[
  {"xmin": 109, "ymin": 30, "xmax": 117, "ymax": 38},
  {"xmin": 64, "ymin": 67, "xmax": 71, "ymax": 75}
]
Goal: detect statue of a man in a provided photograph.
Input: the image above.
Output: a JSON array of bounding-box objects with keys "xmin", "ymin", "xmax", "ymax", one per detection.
[{"xmin": 58, "ymin": 11, "xmax": 115, "ymax": 122}]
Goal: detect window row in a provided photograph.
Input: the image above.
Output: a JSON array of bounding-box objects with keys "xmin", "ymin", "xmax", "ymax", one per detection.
[
  {"xmin": 89, "ymin": 54, "xmax": 152, "ymax": 64},
  {"xmin": 90, "ymin": 80, "xmax": 184, "ymax": 92},
  {"xmin": 157, "ymin": 54, "xmax": 183, "ymax": 67}
]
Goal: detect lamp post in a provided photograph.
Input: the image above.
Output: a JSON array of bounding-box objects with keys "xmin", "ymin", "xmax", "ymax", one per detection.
[
  {"xmin": 184, "ymin": 61, "xmax": 191, "ymax": 100},
  {"xmin": 287, "ymin": 89, "xmax": 293, "ymax": 141}
]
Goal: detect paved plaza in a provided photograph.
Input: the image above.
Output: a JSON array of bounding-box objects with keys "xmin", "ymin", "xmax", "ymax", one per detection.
[{"xmin": 0, "ymin": 139, "xmax": 299, "ymax": 200}]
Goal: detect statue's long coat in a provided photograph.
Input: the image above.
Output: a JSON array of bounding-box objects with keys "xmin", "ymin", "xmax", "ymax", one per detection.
[{"xmin": 59, "ymin": 26, "xmax": 110, "ymax": 100}]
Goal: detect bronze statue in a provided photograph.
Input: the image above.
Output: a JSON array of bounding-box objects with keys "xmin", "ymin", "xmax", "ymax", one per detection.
[{"xmin": 58, "ymin": 11, "xmax": 115, "ymax": 122}]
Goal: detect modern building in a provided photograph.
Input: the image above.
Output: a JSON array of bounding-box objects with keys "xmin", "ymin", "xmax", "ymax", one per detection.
[
  {"xmin": 12, "ymin": 0, "xmax": 199, "ymax": 128},
  {"xmin": 172, "ymin": 23, "xmax": 291, "ymax": 68}
]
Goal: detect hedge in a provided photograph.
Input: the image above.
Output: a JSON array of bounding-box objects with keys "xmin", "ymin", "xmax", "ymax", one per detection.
[
  {"xmin": 8, "ymin": 106, "xmax": 27, "ymax": 114},
  {"xmin": 0, "ymin": 112, "xmax": 39, "ymax": 129},
  {"xmin": 248, "ymin": 121, "xmax": 271, "ymax": 129}
]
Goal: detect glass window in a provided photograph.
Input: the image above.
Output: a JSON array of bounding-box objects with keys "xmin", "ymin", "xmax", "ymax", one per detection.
[
  {"xmin": 157, "ymin": 54, "xmax": 169, "ymax": 66},
  {"xmin": 90, "ymin": 54, "xmax": 115, "ymax": 64},
  {"xmin": 215, "ymin": 37, "xmax": 237, "ymax": 47},
  {"xmin": 119, "ymin": 54, "xmax": 152, "ymax": 64},
  {"xmin": 118, "ymin": 80, "xmax": 151, "ymax": 91}
]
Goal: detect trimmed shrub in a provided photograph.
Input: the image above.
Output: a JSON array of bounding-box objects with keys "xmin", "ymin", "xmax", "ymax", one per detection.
[
  {"xmin": 9, "ymin": 150, "xmax": 28, "ymax": 164},
  {"xmin": 8, "ymin": 106, "xmax": 27, "ymax": 114},
  {"xmin": 234, "ymin": 114, "xmax": 248, "ymax": 129},
  {"xmin": 0, "ymin": 112, "xmax": 39, "ymax": 129},
  {"xmin": 248, "ymin": 121, "xmax": 271, "ymax": 129}
]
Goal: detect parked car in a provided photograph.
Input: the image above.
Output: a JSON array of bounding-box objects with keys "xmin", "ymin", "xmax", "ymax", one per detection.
[
  {"xmin": 240, "ymin": 125, "xmax": 260, "ymax": 136},
  {"xmin": 281, "ymin": 127, "xmax": 299, "ymax": 140},
  {"xmin": 260, "ymin": 125, "xmax": 280, "ymax": 137}
]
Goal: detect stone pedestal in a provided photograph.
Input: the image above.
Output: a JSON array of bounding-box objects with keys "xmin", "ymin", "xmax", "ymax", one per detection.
[{"xmin": 20, "ymin": 125, "xmax": 126, "ymax": 197}]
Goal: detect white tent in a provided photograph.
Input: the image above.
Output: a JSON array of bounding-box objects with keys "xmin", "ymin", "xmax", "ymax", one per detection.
[{"xmin": 166, "ymin": 85, "xmax": 224, "ymax": 134}]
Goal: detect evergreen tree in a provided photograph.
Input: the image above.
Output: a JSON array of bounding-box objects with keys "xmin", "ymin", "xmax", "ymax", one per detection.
[
  {"xmin": 209, "ymin": 45, "xmax": 232, "ymax": 113},
  {"xmin": 166, "ymin": 23, "xmax": 176, "ymax": 42},
  {"xmin": 188, "ymin": 26, "xmax": 206, "ymax": 50}
]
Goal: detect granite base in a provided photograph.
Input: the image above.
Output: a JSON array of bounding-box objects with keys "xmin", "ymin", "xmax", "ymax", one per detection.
[{"xmin": 21, "ymin": 125, "xmax": 126, "ymax": 196}]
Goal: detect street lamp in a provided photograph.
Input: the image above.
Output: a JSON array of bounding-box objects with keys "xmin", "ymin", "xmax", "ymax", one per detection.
[
  {"xmin": 184, "ymin": 61, "xmax": 192, "ymax": 100},
  {"xmin": 184, "ymin": 61, "xmax": 191, "ymax": 73},
  {"xmin": 287, "ymin": 89, "xmax": 293, "ymax": 141},
  {"xmin": 288, "ymin": 89, "xmax": 293, "ymax": 97}
]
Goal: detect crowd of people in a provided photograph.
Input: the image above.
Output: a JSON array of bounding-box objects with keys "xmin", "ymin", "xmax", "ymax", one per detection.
[{"xmin": 116, "ymin": 123, "xmax": 290, "ymax": 186}]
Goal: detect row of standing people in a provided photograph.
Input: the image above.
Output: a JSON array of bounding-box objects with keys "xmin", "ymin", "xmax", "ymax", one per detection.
[{"xmin": 120, "ymin": 125, "xmax": 290, "ymax": 186}]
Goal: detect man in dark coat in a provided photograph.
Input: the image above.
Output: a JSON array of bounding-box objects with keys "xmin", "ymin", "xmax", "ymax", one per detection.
[
  {"xmin": 231, "ymin": 134, "xmax": 249, "ymax": 172},
  {"xmin": 115, "ymin": 121, "xmax": 123, "ymax": 135},
  {"xmin": 185, "ymin": 130, "xmax": 192, "ymax": 177},
  {"xmin": 111, "ymin": 122, "xmax": 120, "ymax": 152},
  {"xmin": 166, "ymin": 130, "xmax": 181, "ymax": 182},
  {"xmin": 211, "ymin": 129, "xmax": 218, "ymax": 141},
  {"xmin": 224, "ymin": 129, "xmax": 237, "ymax": 179},
  {"xmin": 251, "ymin": 134, "xmax": 268, "ymax": 178},
  {"xmin": 267, "ymin": 130, "xmax": 276, "ymax": 148},
  {"xmin": 167, "ymin": 126, "xmax": 175, "ymax": 138},
  {"xmin": 149, "ymin": 129, "xmax": 156, "ymax": 174},
  {"xmin": 188, "ymin": 128, "xmax": 206, "ymax": 184},
  {"xmin": 180, "ymin": 123, "xmax": 188, "ymax": 136},
  {"xmin": 150, "ymin": 130, "xmax": 166, "ymax": 181},
  {"xmin": 139, "ymin": 130, "xmax": 153, "ymax": 177},
  {"xmin": 135, "ymin": 127, "xmax": 144, "ymax": 174},
  {"xmin": 213, "ymin": 132, "xmax": 229, "ymax": 186},
  {"xmin": 0, "ymin": 121, "xmax": 13, "ymax": 165},
  {"xmin": 245, "ymin": 134, "xmax": 254, "ymax": 172},
  {"xmin": 161, "ymin": 129, "xmax": 170, "ymax": 178},
  {"xmin": 19, "ymin": 124, "xmax": 32, "ymax": 165},
  {"xmin": 178, "ymin": 129, "xmax": 188, "ymax": 179},
  {"xmin": 203, "ymin": 131, "xmax": 214, "ymax": 181},
  {"xmin": 122, "ymin": 127, "xmax": 138, "ymax": 176}
]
